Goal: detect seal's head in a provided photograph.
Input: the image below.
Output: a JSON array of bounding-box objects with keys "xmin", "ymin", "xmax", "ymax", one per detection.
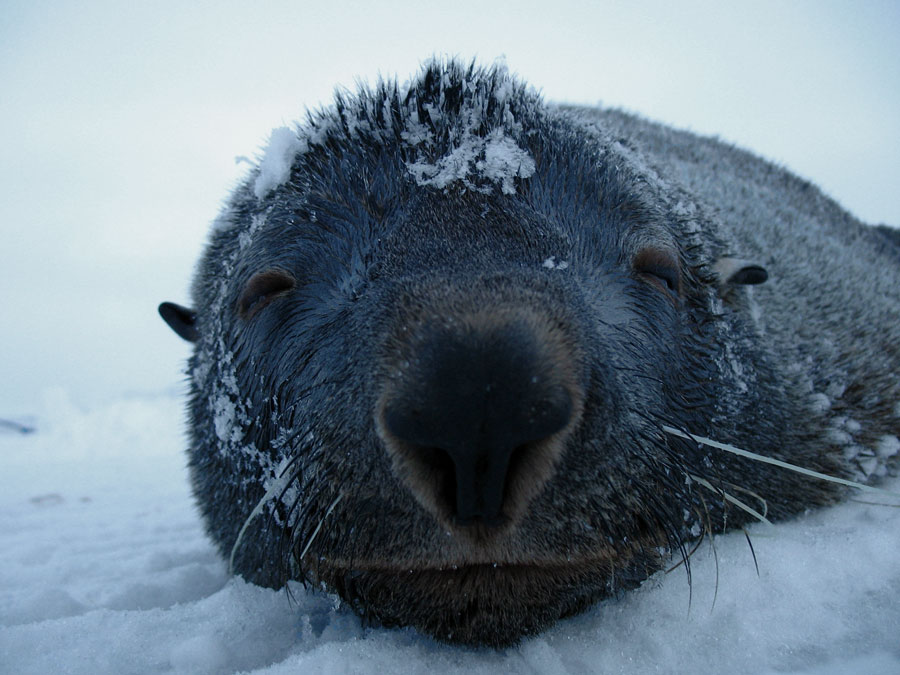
[{"xmin": 160, "ymin": 60, "xmax": 844, "ymax": 647}]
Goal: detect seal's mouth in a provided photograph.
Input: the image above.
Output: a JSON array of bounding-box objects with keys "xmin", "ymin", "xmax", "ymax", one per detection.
[
  {"xmin": 297, "ymin": 500, "xmax": 673, "ymax": 594},
  {"xmin": 310, "ymin": 557, "xmax": 649, "ymax": 648},
  {"xmin": 309, "ymin": 548, "xmax": 635, "ymax": 574}
]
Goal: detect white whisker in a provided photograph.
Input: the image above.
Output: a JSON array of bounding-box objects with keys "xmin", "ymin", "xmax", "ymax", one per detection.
[
  {"xmin": 299, "ymin": 493, "xmax": 343, "ymax": 561},
  {"xmin": 229, "ymin": 468, "xmax": 296, "ymax": 573},
  {"xmin": 664, "ymin": 426, "xmax": 900, "ymax": 500},
  {"xmin": 689, "ymin": 475, "xmax": 772, "ymax": 525}
]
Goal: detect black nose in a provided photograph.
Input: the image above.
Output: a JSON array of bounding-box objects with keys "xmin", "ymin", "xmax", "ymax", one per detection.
[{"xmin": 379, "ymin": 314, "xmax": 579, "ymax": 527}]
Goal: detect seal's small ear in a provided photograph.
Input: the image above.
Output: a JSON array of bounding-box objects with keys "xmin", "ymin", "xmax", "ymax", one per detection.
[
  {"xmin": 714, "ymin": 258, "xmax": 768, "ymax": 288},
  {"xmin": 159, "ymin": 302, "xmax": 199, "ymax": 342}
]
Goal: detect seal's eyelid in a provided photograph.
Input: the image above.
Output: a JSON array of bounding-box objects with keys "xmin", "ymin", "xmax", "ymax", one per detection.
[
  {"xmin": 238, "ymin": 269, "xmax": 297, "ymax": 319},
  {"xmin": 639, "ymin": 263, "xmax": 679, "ymax": 292},
  {"xmin": 632, "ymin": 248, "xmax": 681, "ymax": 296}
]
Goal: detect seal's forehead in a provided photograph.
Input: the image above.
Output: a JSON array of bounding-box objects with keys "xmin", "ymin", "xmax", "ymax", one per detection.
[{"xmin": 203, "ymin": 60, "xmax": 687, "ymax": 281}]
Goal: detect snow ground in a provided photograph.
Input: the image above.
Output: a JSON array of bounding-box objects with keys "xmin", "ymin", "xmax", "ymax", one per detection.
[{"xmin": 1, "ymin": 390, "xmax": 898, "ymax": 674}]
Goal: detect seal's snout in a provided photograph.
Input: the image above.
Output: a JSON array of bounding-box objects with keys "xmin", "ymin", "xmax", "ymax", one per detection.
[{"xmin": 378, "ymin": 310, "xmax": 583, "ymax": 530}]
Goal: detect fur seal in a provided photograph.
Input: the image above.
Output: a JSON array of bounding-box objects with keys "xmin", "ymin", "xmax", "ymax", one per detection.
[{"xmin": 160, "ymin": 60, "xmax": 900, "ymax": 648}]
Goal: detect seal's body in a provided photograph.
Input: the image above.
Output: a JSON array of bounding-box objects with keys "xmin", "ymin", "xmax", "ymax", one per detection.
[{"xmin": 160, "ymin": 61, "xmax": 900, "ymax": 647}]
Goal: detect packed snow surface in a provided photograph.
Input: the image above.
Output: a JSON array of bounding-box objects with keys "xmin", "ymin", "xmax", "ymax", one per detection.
[{"xmin": 1, "ymin": 389, "xmax": 899, "ymax": 674}]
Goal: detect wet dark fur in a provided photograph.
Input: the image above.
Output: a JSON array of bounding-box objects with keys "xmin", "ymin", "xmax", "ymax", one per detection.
[{"xmin": 161, "ymin": 60, "xmax": 900, "ymax": 648}]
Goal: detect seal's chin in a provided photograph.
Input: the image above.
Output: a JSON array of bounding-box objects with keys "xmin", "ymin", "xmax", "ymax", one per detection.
[{"xmin": 312, "ymin": 559, "xmax": 638, "ymax": 648}]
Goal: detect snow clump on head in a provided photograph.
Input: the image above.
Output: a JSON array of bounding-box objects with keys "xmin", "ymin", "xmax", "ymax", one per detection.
[
  {"xmin": 253, "ymin": 127, "xmax": 309, "ymax": 199},
  {"xmin": 398, "ymin": 60, "xmax": 538, "ymax": 194}
]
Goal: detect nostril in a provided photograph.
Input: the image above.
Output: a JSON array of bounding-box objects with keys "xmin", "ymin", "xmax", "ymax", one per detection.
[{"xmin": 416, "ymin": 445, "xmax": 459, "ymax": 516}]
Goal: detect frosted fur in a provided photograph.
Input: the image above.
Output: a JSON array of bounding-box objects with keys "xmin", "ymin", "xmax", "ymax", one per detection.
[
  {"xmin": 569, "ymin": 106, "xmax": 900, "ymax": 481},
  {"xmin": 542, "ymin": 256, "xmax": 569, "ymax": 270},
  {"xmin": 877, "ymin": 435, "xmax": 900, "ymax": 459},
  {"xmin": 408, "ymin": 127, "xmax": 535, "ymax": 194},
  {"xmin": 245, "ymin": 60, "xmax": 540, "ymax": 207}
]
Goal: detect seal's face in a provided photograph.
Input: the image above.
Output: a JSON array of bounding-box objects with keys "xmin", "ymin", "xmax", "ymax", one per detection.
[
  {"xmin": 232, "ymin": 191, "xmax": 695, "ymax": 646},
  {"xmin": 160, "ymin": 62, "xmax": 821, "ymax": 647}
]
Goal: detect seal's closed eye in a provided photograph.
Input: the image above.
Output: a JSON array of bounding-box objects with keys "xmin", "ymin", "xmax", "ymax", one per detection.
[
  {"xmin": 238, "ymin": 270, "xmax": 296, "ymax": 319},
  {"xmin": 633, "ymin": 247, "xmax": 681, "ymax": 297}
]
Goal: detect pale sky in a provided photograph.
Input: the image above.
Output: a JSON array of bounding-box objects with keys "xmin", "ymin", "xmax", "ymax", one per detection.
[{"xmin": 1, "ymin": 0, "xmax": 898, "ymax": 414}]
